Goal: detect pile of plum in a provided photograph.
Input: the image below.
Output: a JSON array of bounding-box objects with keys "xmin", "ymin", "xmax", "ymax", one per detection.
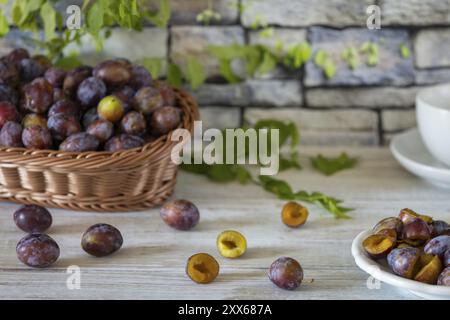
[
  {"xmin": 0, "ymin": 48, "xmax": 181, "ymax": 152},
  {"xmin": 363, "ymin": 208, "xmax": 450, "ymax": 286}
]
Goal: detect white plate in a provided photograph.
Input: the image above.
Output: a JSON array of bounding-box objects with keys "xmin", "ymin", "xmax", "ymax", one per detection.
[
  {"xmin": 390, "ymin": 128, "xmax": 450, "ymax": 189},
  {"xmin": 352, "ymin": 229, "xmax": 450, "ymax": 300}
]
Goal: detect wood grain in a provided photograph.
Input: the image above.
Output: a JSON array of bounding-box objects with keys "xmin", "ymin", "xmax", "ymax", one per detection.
[{"xmin": 0, "ymin": 147, "xmax": 448, "ymax": 300}]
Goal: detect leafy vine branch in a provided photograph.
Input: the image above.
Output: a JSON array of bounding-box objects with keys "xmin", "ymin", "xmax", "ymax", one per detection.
[{"xmin": 0, "ymin": 0, "xmax": 411, "ymax": 88}]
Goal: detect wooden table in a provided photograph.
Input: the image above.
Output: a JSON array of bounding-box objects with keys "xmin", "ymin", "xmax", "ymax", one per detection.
[{"xmin": 0, "ymin": 147, "xmax": 448, "ymax": 300}]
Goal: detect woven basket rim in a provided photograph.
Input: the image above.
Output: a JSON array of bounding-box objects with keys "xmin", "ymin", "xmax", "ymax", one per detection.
[{"xmin": 0, "ymin": 86, "xmax": 199, "ymax": 169}]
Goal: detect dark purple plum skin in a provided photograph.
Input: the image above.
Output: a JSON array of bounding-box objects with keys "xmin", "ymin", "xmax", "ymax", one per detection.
[
  {"xmin": 437, "ymin": 267, "xmax": 450, "ymax": 286},
  {"xmin": 59, "ymin": 132, "xmax": 99, "ymax": 152},
  {"xmin": 14, "ymin": 205, "xmax": 52, "ymax": 233},
  {"xmin": 120, "ymin": 111, "xmax": 146, "ymax": 136},
  {"xmin": 0, "ymin": 121, "xmax": 23, "ymax": 147},
  {"xmin": 16, "ymin": 234, "xmax": 60, "ymax": 268},
  {"xmin": 424, "ymin": 235, "xmax": 450, "ymax": 259},
  {"xmin": 387, "ymin": 247, "xmax": 420, "ymax": 279},
  {"xmin": 86, "ymin": 119, "xmax": 114, "ymax": 143},
  {"xmin": 104, "ymin": 134, "xmax": 144, "ymax": 152},
  {"xmin": 44, "ymin": 67, "xmax": 66, "ymax": 88},
  {"xmin": 430, "ymin": 220, "xmax": 449, "ymax": 238},
  {"xmin": 48, "ymin": 99, "xmax": 80, "ymax": 118},
  {"xmin": 93, "ymin": 60, "xmax": 131, "ymax": 88},
  {"xmin": 81, "ymin": 223, "xmax": 123, "ymax": 257},
  {"xmin": 160, "ymin": 199, "xmax": 200, "ymax": 231},
  {"xmin": 150, "ymin": 106, "xmax": 181, "ymax": 136},
  {"xmin": 401, "ymin": 218, "xmax": 431, "ymax": 242},
  {"xmin": 22, "ymin": 125, "xmax": 53, "ymax": 150},
  {"xmin": 76, "ymin": 76, "xmax": 107, "ymax": 109},
  {"xmin": 268, "ymin": 257, "xmax": 304, "ymax": 290},
  {"xmin": 47, "ymin": 114, "xmax": 81, "ymax": 141},
  {"xmin": 444, "ymin": 250, "xmax": 450, "ymax": 267}
]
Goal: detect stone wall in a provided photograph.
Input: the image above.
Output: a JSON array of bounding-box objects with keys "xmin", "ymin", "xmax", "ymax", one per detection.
[{"xmin": 2, "ymin": 0, "xmax": 450, "ymax": 145}]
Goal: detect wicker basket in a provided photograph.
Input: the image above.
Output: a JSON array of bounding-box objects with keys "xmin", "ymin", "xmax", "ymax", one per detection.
[{"xmin": 0, "ymin": 88, "xmax": 199, "ymax": 212}]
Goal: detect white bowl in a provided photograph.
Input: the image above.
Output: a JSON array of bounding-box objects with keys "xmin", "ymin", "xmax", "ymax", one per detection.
[
  {"xmin": 352, "ymin": 229, "xmax": 450, "ymax": 300},
  {"xmin": 416, "ymin": 84, "xmax": 450, "ymax": 167}
]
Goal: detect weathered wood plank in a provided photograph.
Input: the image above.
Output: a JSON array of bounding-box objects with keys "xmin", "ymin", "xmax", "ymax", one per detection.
[{"xmin": 0, "ymin": 147, "xmax": 448, "ymax": 299}]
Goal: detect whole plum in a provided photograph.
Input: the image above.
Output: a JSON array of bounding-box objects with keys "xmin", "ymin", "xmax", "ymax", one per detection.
[
  {"xmin": 63, "ymin": 66, "xmax": 92, "ymax": 97},
  {"xmin": 150, "ymin": 106, "xmax": 181, "ymax": 135},
  {"xmin": 76, "ymin": 76, "xmax": 107, "ymax": 109},
  {"xmin": 86, "ymin": 119, "xmax": 114, "ymax": 143},
  {"xmin": 48, "ymin": 99, "xmax": 79, "ymax": 118},
  {"xmin": 133, "ymin": 86, "xmax": 163, "ymax": 115},
  {"xmin": 6, "ymin": 48, "xmax": 29, "ymax": 66},
  {"xmin": 31, "ymin": 55, "xmax": 52, "ymax": 71},
  {"xmin": 22, "ymin": 113, "xmax": 47, "ymax": 129},
  {"xmin": 0, "ymin": 121, "xmax": 23, "ymax": 147},
  {"xmin": 268, "ymin": 257, "xmax": 304, "ymax": 290},
  {"xmin": 19, "ymin": 58, "xmax": 45, "ymax": 83},
  {"xmin": 82, "ymin": 108, "xmax": 100, "ymax": 129},
  {"xmin": 120, "ymin": 111, "xmax": 146, "ymax": 136},
  {"xmin": 14, "ymin": 205, "xmax": 52, "ymax": 233},
  {"xmin": 104, "ymin": 134, "xmax": 145, "ymax": 152},
  {"xmin": 44, "ymin": 67, "xmax": 67, "ymax": 88},
  {"xmin": 47, "ymin": 114, "xmax": 81, "ymax": 141},
  {"xmin": 0, "ymin": 58, "xmax": 19, "ymax": 86},
  {"xmin": 22, "ymin": 125, "xmax": 53, "ymax": 149},
  {"xmin": 81, "ymin": 223, "xmax": 123, "ymax": 257},
  {"xmin": 0, "ymin": 101, "xmax": 21, "ymax": 129},
  {"xmin": 93, "ymin": 60, "xmax": 131, "ymax": 88},
  {"xmin": 155, "ymin": 82, "xmax": 176, "ymax": 106},
  {"xmin": 0, "ymin": 84, "xmax": 19, "ymax": 105},
  {"xmin": 16, "ymin": 234, "xmax": 60, "ymax": 268},
  {"xmin": 129, "ymin": 65, "xmax": 152, "ymax": 89},
  {"xmin": 112, "ymin": 86, "xmax": 135, "ymax": 113},
  {"xmin": 160, "ymin": 199, "xmax": 200, "ymax": 231},
  {"xmin": 59, "ymin": 132, "xmax": 99, "ymax": 152},
  {"xmin": 22, "ymin": 78, "xmax": 53, "ymax": 114}
]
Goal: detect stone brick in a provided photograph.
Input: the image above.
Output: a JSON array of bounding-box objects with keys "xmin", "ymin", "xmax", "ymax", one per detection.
[
  {"xmin": 306, "ymin": 87, "xmax": 419, "ymax": 108},
  {"xmin": 246, "ymin": 80, "xmax": 302, "ymax": 107},
  {"xmin": 187, "ymin": 83, "xmax": 251, "ymax": 107},
  {"xmin": 200, "ymin": 107, "xmax": 241, "ymax": 130},
  {"xmin": 381, "ymin": 0, "xmax": 450, "ymax": 26},
  {"xmin": 382, "ymin": 110, "xmax": 417, "ymax": 132},
  {"xmin": 247, "ymin": 28, "xmax": 306, "ymax": 79},
  {"xmin": 241, "ymin": 0, "xmax": 375, "ymax": 27},
  {"xmin": 0, "ymin": 30, "xmax": 36, "ymax": 56},
  {"xmin": 170, "ymin": 26, "xmax": 245, "ymax": 79},
  {"xmin": 414, "ymin": 29, "xmax": 450, "ymax": 69},
  {"xmin": 415, "ymin": 69, "xmax": 450, "ymax": 85},
  {"xmin": 305, "ymin": 27, "xmax": 414, "ymax": 87},
  {"xmin": 170, "ymin": 0, "xmax": 238, "ymax": 25},
  {"xmin": 64, "ymin": 28, "xmax": 168, "ymax": 72},
  {"xmin": 244, "ymin": 108, "xmax": 379, "ymax": 146}
]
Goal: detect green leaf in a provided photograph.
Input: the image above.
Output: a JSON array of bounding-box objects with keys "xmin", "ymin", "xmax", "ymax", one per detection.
[
  {"xmin": 86, "ymin": 0, "xmax": 105, "ymax": 34},
  {"xmin": 342, "ymin": 47, "xmax": 359, "ymax": 70},
  {"xmin": 314, "ymin": 49, "xmax": 327, "ymax": 67},
  {"xmin": 295, "ymin": 191, "xmax": 352, "ymax": 219},
  {"xmin": 54, "ymin": 55, "xmax": 83, "ymax": 70},
  {"xmin": 219, "ymin": 59, "xmax": 241, "ymax": 84},
  {"xmin": 141, "ymin": 58, "xmax": 163, "ymax": 79},
  {"xmin": 0, "ymin": 10, "xmax": 9, "ymax": 37},
  {"xmin": 257, "ymin": 50, "xmax": 277, "ymax": 75},
  {"xmin": 167, "ymin": 62, "xmax": 183, "ymax": 88},
  {"xmin": 323, "ymin": 59, "xmax": 337, "ymax": 79},
  {"xmin": 400, "ymin": 43, "xmax": 411, "ymax": 59},
  {"xmin": 145, "ymin": 0, "xmax": 171, "ymax": 27},
  {"xmin": 185, "ymin": 56, "xmax": 205, "ymax": 90},
  {"xmin": 258, "ymin": 176, "xmax": 294, "ymax": 199},
  {"xmin": 311, "ymin": 153, "xmax": 358, "ymax": 176},
  {"xmin": 40, "ymin": 1, "xmax": 57, "ymax": 41}
]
